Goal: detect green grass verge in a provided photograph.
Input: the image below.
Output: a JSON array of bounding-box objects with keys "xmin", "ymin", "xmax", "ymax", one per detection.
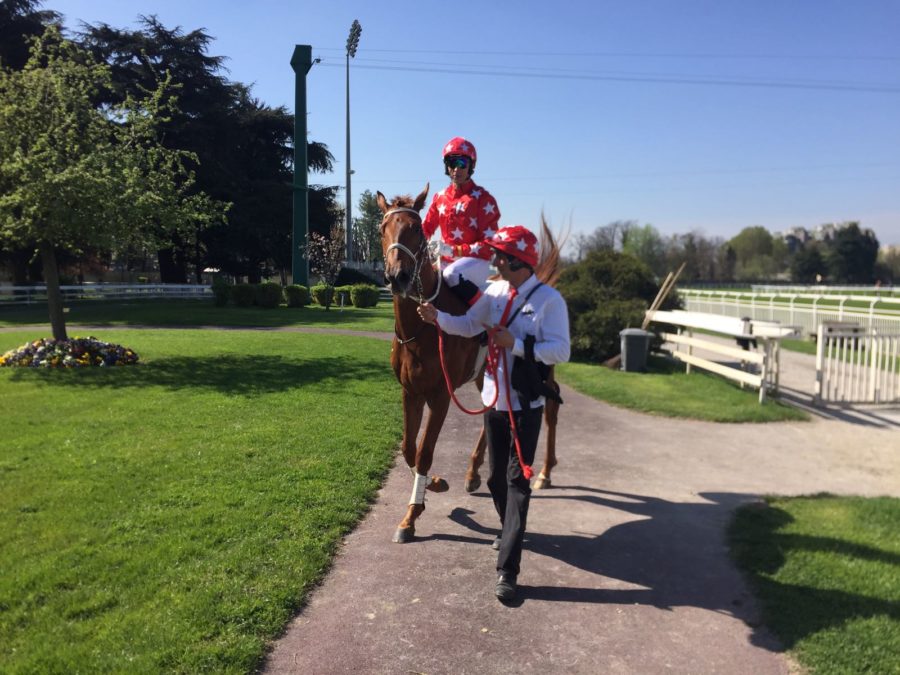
[
  {"xmin": 556, "ymin": 356, "xmax": 808, "ymax": 422},
  {"xmin": 729, "ymin": 495, "xmax": 900, "ymax": 674},
  {"xmin": 0, "ymin": 329, "xmax": 401, "ymax": 673},
  {"xmin": 0, "ymin": 299, "xmax": 396, "ymax": 332}
]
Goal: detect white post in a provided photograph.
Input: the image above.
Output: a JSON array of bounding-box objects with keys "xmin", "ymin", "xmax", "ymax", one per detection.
[{"xmin": 814, "ymin": 323, "xmax": 825, "ymax": 404}]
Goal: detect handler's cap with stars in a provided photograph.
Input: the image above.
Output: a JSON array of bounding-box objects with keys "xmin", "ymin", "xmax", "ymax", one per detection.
[
  {"xmin": 442, "ymin": 136, "xmax": 477, "ymax": 163},
  {"xmin": 486, "ymin": 225, "xmax": 539, "ymax": 267}
]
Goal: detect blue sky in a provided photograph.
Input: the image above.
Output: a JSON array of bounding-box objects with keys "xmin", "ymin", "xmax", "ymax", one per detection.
[{"xmin": 48, "ymin": 0, "xmax": 900, "ymax": 247}]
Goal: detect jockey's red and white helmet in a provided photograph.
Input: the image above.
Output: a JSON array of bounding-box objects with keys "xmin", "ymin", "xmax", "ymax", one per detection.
[
  {"xmin": 486, "ymin": 225, "xmax": 539, "ymax": 268},
  {"xmin": 442, "ymin": 136, "xmax": 477, "ymax": 164}
]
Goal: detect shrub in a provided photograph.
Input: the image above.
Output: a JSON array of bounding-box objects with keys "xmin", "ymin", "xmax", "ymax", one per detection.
[
  {"xmin": 557, "ymin": 250, "xmax": 682, "ymax": 363},
  {"xmin": 310, "ymin": 284, "xmax": 334, "ymax": 308},
  {"xmin": 255, "ymin": 282, "xmax": 284, "ymax": 308},
  {"xmin": 211, "ymin": 278, "xmax": 231, "ymax": 307},
  {"xmin": 231, "ymin": 283, "xmax": 256, "ymax": 307},
  {"xmin": 350, "ymin": 284, "xmax": 379, "ymax": 308},
  {"xmin": 334, "ymin": 285, "xmax": 354, "ymax": 308},
  {"xmin": 285, "ymin": 284, "xmax": 310, "ymax": 307}
]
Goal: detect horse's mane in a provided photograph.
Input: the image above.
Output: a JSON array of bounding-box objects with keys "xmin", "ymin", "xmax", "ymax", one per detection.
[
  {"xmin": 535, "ymin": 215, "xmax": 567, "ymax": 288},
  {"xmin": 388, "ymin": 194, "xmax": 417, "ymax": 209}
]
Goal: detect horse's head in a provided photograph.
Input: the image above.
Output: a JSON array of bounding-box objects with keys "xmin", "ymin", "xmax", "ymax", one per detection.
[{"xmin": 377, "ymin": 184, "xmax": 430, "ymax": 297}]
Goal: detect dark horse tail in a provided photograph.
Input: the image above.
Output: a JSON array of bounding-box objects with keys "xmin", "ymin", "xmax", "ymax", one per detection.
[{"xmin": 534, "ymin": 215, "xmax": 566, "ymax": 288}]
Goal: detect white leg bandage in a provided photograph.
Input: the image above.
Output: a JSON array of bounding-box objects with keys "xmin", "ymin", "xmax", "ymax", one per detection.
[{"xmin": 409, "ymin": 473, "xmax": 428, "ymax": 505}]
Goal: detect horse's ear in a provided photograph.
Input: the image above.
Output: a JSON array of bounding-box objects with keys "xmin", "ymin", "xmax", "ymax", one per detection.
[
  {"xmin": 376, "ymin": 191, "xmax": 389, "ymax": 213},
  {"xmin": 413, "ymin": 183, "xmax": 429, "ymax": 212}
]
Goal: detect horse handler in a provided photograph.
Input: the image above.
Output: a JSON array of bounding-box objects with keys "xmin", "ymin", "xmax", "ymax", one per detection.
[{"xmin": 418, "ymin": 225, "xmax": 570, "ymax": 602}]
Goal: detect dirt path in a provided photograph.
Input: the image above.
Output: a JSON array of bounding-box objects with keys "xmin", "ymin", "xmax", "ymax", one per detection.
[{"xmin": 264, "ymin": 382, "xmax": 898, "ymax": 674}]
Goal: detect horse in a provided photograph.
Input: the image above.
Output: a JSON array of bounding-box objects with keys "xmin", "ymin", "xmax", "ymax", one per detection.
[{"xmin": 377, "ymin": 185, "xmax": 563, "ymax": 544}]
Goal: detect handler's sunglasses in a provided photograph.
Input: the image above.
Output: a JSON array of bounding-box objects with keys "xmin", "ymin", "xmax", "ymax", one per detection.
[{"xmin": 444, "ymin": 155, "xmax": 470, "ymax": 170}]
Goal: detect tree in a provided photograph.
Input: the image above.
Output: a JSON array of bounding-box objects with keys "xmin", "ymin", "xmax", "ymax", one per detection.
[
  {"xmin": 351, "ymin": 190, "xmax": 383, "ymax": 264},
  {"xmin": 823, "ymin": 222, "xmax": 879, "ymax": 283},
  {"xmin": 620, "ymin": 224, "xmax": 667, "ymax": 278},
  {"xmin": 0, "ymin": 28, "xmax": 225, "ymax": 339},
  {"xmin": 790, "ymin": 243, "xmax": 826, "ymax": 283},
  {"xmin": 572, "ymin": 220, "xmax": 637, "ymax": 259},
  {"xmin": 80, "ymin": 17, "xmax": 342, "ymax": 283},
  {"xmin": 0, "ymin": 0, "xmax": 60, "ymax": 70},
  {"xmin": 305, "ymin": 223, "xmax": 345, "ymax": 309}
]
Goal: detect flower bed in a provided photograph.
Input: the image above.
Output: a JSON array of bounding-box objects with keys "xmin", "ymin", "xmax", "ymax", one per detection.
[{"xmin": 0, "ymin": 336, "xmax": 139, "ymax": 368}]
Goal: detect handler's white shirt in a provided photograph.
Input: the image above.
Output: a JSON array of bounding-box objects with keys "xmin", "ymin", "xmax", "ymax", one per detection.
[{"xmin": 435, "ymin": 274, "xmax": 570, "ymax": 411}]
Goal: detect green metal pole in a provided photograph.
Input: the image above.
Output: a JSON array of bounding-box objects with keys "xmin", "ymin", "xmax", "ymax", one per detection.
[{"xmin": 290, "ymin": 45, "xmax": 312, "ymax": 287}]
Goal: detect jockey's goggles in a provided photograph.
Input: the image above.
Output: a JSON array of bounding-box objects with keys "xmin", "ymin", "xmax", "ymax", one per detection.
[{"xmin": 444, "ymin": 155, "xmax": 470, "ymax": 170}]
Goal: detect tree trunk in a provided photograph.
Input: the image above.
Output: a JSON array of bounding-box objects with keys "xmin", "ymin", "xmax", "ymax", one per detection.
[{"xmin": 39, "ymin": 240, "xmax": 68, "ymax": 340}]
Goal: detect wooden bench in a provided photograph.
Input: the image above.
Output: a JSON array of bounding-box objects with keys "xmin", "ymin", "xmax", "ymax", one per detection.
[{"xmin": 645, "ymin": 310, "xmax": 799, "ymax": 403}]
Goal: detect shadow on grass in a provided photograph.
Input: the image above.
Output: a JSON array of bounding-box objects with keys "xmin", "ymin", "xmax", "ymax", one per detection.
[
  {"xmin": 449, "ymin": 487, "xmax": 899, "ymax": 655},
  {"xmin": 6, "ymin": 354, "xmax": 390, "ymax": 395},
  {"xmin": 729, "ymin": 501, "xmax": 900, "ymax": 650}
]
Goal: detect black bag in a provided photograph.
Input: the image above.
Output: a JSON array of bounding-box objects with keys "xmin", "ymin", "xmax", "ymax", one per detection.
[{"xmin": 511, "ymin": 334, "xmax": 563, "ymax": 406}]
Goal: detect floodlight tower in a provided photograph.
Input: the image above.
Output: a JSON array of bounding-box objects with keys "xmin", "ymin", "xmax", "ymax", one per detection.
[{"xmin": 345, "ymin": 19, "xmax": 362, "ymax": 263}]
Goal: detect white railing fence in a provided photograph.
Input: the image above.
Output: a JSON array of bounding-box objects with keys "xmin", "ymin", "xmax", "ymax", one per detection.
[
  {"xmin": 814, "ymin": 327, "xmax": 900, "ymax": 405},
  {"xmin": 0, "ymin": 284, "xmax": 211, "ymax": 305},
  {"xmin": 680, "ymin": 290, "xmax": 900, "ymax": 336}
]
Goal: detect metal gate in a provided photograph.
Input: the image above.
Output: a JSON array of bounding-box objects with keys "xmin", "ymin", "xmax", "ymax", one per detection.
[{"xmin": 814, "ymin": 326, "xmax": 900, "ymax": 404}]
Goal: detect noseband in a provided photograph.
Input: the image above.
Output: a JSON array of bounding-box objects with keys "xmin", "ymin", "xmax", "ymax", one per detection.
[{"xmin": 382, "ymin": 207, "xmax": 442, "ymax": 303}]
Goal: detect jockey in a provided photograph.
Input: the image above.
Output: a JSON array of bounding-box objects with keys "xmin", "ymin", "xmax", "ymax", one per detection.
[{"xmin": 422, "ymin": 136, "xmax": 501, "ymax": 305}]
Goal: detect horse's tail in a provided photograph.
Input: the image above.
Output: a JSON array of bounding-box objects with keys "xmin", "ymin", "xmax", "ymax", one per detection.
[{"xmin": 534, "ymin": 213, "xmax": 567, "ymax": 288}]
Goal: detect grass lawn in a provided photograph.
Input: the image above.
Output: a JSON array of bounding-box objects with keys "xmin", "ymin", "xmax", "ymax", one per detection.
[
  {"xmin": 729, "ymin": 495, "xmax": 900, "ymax": 674},
  {"xmin": 557, "ymin": 355, "xmax": 808, "ymax": 422},
  {"xmin": 0, "ymin": 329, "xmax": 401, "ymax": 673},
  {"xmin": 0, "ymin": 299, "xmax": 396, "ymax": 333}
]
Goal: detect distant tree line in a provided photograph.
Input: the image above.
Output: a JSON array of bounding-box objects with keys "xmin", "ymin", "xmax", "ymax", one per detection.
[
  {"xmin": 0, "ymin": 0, "xmax": 345, "ymax": 286},
  {"xmin": 571, "ymin": 220, "xmax": 894, "ymax": 285}
]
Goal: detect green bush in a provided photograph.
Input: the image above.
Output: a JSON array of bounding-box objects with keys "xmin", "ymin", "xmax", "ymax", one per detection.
[
  {"xmin": 557, "ymin": 250, "xmax": 682, "ymax": 363},
  {"xmin": 255, "ymin": 282, "xmax": 284, "ymax": 308},
  {"xmin": 350, "ymin": 284, "xmax": 379, "ymax": 308},
  {"xmin": 231, "ymin": 283, "xmax": 256, "ymax": 307},
  {"xmin": 334, "ymin": 285, "xmax": 354, "ymax": 308},
  {"xmin": 310, "ymin": 284, "xmax": 334, "ymax": 308},
  {"xmin": 285, "ymin": 284, "xmax": 310, "ymax": 307},
  {"xmin": 211, "ymin": 278, "xmax": 231, "ymax": 307}
]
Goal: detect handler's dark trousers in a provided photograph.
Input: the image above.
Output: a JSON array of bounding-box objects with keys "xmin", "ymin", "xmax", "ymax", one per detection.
[{"xmin": 485, "ymin": 406, "xmax": 543, "ymax": 577}]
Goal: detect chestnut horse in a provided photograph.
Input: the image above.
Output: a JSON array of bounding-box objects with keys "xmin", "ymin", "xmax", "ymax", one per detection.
[{"xmin": 377, "ymin": 185, "xmax": 562, "ymax": 543}]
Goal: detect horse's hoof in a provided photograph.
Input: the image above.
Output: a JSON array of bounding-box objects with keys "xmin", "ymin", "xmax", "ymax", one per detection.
[
  {"xmin": 464, "ymin": 475, "xmax": 482, "ymax": 493},
  {"xmin": 427, "ymin": 476, "xmax": 449, "ymax": 493},
  {"xmin": 534, "ymin": 475, "xmax": 552, "ymax": 490},
  {"xmin": 392, "ymin": 527, "xmax": 415, "ymax": 543}
]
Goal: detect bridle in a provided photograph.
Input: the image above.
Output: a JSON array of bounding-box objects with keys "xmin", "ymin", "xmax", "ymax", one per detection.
[{"xmin": 382, "ymin": 207, "xmax": 442, "ymax": 304}]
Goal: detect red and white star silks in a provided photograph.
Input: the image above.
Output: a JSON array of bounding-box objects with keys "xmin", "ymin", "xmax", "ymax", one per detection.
[{"xmin": 422, "ymin": 180, "xmax": 501, "ymax": 262}]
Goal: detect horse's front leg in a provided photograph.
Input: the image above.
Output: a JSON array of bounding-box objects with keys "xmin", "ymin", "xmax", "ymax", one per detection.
[
  {"xmin": 393, "ymin": 390, "xmax": 451, "ymax": 543},
  {"xmin": 464, "ymin": 426, "xmax": 486, "ymax": 493},
  {"xmin": 393, "ymin": 389, "xmax": 426, "ymax": 543},
  {"xmin": 534, "ymin": 386, "xmax": 560, "ymax": 490}
]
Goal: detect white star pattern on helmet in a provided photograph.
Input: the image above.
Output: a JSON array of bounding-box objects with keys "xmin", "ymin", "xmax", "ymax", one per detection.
[
  {"xmin": 437, "ymin": 204, "xmax": 447, "ymax": 216},
  {"xmin": 516, "ymin": 238, "xmax": 528, "ymax": 251},
  {"xmin": 451, "ymin": 227, "xmax": 464, "ymax": 240},
  {"xmin": 496, "ymin": 230, "xmax": 507, "ymax": 240},
  {"xmin": 469, "ymin": 217, "xmax": 478, "ymax": 228},
  {"xmin": 454, "ymin": 201, "xmax": 466, "ymax": 214},
  {"xmin": 444, "ymin": 143, "xmax": 453, "ymax": 154},
  {"xmin": 471, "ymin": 189, "xmax": 482, "ymax": 198},
  {"xmin": 483, "ymin": 202, "xmax": 496, "ymax": 214},
  {"xmin": 484, "ymin": 226, "xmax": 496, "ymax": 238},
  {"xmin": 460, "ymin": 143, "xmax": 470, "ymax": 153}
]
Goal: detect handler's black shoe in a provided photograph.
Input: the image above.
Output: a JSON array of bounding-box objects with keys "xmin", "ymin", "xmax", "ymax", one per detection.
[
  {"xmin": 492, "ymin": 536, "xmax": 501, "ymax": 551},
  {"xmin": 495, "ymin": 573, "xmax": 517, "ymax": 601}
]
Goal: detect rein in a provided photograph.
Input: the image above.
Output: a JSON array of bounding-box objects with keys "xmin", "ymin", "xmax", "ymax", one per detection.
[{"xmin": 383, "ymin": 208, "xmax": 442, "ymax": 305}]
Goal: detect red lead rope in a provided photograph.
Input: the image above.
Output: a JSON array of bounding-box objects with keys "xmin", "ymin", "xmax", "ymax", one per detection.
[{"xmin": 434, "ymin": 290, "xmax": 534, "ymax": 480}]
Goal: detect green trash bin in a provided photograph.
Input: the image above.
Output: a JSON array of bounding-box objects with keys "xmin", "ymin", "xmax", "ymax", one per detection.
[{"xmin": 620, "ymin": 328, "xmax": 653, "ymax": 372}]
